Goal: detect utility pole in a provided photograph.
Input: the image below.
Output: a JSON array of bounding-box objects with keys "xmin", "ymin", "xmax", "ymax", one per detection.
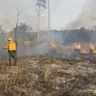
[
  {"xmin": 48, "ymin": 0, "xmax": 50, "ymax": 37},
  {"xmin": 15, "ymin": 6, "xmax": 22, "ymax": 65},
  {"xmin": 37, "ymin": 0, "xmax": 40, "ymax": 42},
  {"xmin": 36, "ymin": 0, "xmax": 47, "ymax": 42}
]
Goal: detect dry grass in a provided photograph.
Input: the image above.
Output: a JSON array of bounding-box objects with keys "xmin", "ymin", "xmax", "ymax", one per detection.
[{"xmin": 0, "ymin": 56, "xmax": 95, "ymax": 96}]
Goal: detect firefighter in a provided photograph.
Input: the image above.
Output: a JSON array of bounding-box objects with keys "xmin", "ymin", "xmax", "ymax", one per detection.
[
  {"xmin": 50, "ymin": 42, "xmax": 57, "ymax": 55},
  {"xmin": 74, "ymin": 43, "xmax": 81, "ymax": 56},
  {"xmin": 50, "ymin": 42, "xmax": 56, "ymax": 48},
  {"xmin": 89, "ymin": 43, "xmax": 95, "ymax": 54},
  {"xmin": 3, "ymin": 38, "xmax": 17, "ymax": 66}
]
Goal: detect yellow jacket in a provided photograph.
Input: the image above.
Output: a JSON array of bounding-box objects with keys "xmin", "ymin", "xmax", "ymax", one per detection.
[
  {"xmin": 90, "ymin": 44, "xmax": 95, "ymax": 50},
  {"xmin": 74, "ymin": 44, "xmax": 81, "ymax": 49},
  {"xmin": 5, "ymin": 41, "xmax": 16, "ymax": 51}
]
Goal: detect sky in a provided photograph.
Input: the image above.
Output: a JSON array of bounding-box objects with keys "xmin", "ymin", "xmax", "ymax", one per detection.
[{"xmin": 0, "ymin": 0, "xmax": 86, "ymax": 31}]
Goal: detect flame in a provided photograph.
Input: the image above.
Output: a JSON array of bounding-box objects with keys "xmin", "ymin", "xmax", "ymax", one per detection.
[
  {"xmin": 24, "ymin": 41, "xmax": 32, "ymax": 45},
  {"xmin": 50, "ymin": 42, "xmax": 56, "ymax": 48},
  {"xmin": 81, "ymin": 47, "xmax": 89, "ymax": 54},
  {"xmin": 81, "ymin": 50, "xmax": 88, "ymax": 54},
  {"xmin": 93, "ymin": 50, "xmax": 96, "ymax": 54},
  {"xmin": 52, "ymin": 44, "xmax": 56, "ymax": 48}
]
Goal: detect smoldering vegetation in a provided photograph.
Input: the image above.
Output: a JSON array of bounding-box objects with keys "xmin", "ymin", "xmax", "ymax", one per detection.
[
  {"xmin": 0, "ymin": 23, "xmax": 96, "ymax": 96},
  {"xmin": 0, "ymin": 56, "xmax": 96, "ymax": 96},
  {"xmin": 0, "ymin": 23, "xmax": 96, "ymax": 58}
]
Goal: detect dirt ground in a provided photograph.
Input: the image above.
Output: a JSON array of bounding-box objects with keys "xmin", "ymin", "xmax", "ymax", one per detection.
[{"xmin": 0, "ymin": 56, "xmax": 96, "ymax": 96}]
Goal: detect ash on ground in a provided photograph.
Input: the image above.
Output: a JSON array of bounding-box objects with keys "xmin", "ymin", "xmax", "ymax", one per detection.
[{"xmin": 0, "ymin": 56, "xmax": 96, "ymax": 96}]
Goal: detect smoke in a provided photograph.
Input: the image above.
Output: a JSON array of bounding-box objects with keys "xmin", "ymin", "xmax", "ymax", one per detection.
[
  {"xmin": 0, "ymin": 0, "xmax": 48, "ymax": 32},
  {"xmin": 1, "ymin": 0, "xmax": 95, "ymax": 58},
  {"xmin": 23, "ymin": 42, "xmax": 51, "ymax": 56},
  {"xmin": 66, "ymin": 0, "xmax": 96, "ymax": 29}
]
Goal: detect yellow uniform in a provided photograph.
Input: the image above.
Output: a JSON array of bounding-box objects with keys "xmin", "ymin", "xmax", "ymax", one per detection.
[
  {"xmin": 90, "ymin": 43, "xmax": 95, "ymax": 54},
  {"xmin": 4, "ymin": 38, "xmax": 17, "ymax": 66},
  {"xmin": 74, "ymin": 44, "xmax": 81, "ymax": 49},
  {"xmin": 5, "ymin": 41, "xmax": 16, "ymax": 51},
  {"xmin": 74, "ymin": 43, "xmax": 81, "ymax": 55},
  {"xmin": 90, "ymin": 45, "xmax": 95, "ymax": 51}
]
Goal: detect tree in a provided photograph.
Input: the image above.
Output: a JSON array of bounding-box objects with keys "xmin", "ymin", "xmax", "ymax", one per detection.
[
  {"xmin": 11, "ymin": 23, "xmax": 35, "ymax": 41},
  {"xmin": 0, "ymin": 25, "xmax": 5, "ymax": 41},
  {"xmin": 36, "ymin": 0, "xmax": 47, "ymax": 41}
]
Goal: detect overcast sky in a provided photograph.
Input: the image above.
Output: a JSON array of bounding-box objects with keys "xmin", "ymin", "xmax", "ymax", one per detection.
[{"xmin": 0, "ymin": 0, "xmax": 86, "ymax": 31}]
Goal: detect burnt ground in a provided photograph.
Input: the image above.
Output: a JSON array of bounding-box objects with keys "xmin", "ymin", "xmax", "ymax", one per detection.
[{"xmin": 0, "ymin": 56, "xmax": 96, "ymax": 96}]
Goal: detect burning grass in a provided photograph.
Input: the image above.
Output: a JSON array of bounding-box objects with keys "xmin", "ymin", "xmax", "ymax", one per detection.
[{"xmin": 0, "ymin": 56, "xmax": 96, "ymax": 96}]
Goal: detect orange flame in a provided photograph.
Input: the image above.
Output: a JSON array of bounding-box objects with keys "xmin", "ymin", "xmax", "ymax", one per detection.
[{"xmin": 93, "ymin": 50, "xmax": 96, "ymax": 54}]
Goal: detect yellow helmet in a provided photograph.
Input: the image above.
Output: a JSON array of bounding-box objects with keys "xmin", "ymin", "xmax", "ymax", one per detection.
[{"xmin": 8, "ymin": 38, "xmax": 12, "ymax": 41}]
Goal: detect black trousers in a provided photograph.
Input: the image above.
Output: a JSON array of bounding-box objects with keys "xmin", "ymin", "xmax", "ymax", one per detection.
[
  {"xmin": 74, "ymin": 49, "xmax": 80, "ymax": 56},
  {"xmin": 89, "ymin": 49, "xmax": 93, "ymax": 55}
]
